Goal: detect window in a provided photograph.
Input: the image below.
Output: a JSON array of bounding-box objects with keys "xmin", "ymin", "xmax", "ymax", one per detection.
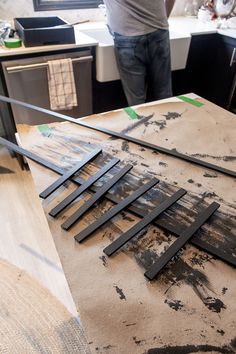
[{"xmin": 33, "ymin": 0, "xmax": 103, "ymax": 11}]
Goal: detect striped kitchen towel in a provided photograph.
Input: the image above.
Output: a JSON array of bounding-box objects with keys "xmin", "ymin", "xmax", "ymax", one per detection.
[{"xmin": 47, "ymin": 58, "xmax": 78, "ymax": 111}]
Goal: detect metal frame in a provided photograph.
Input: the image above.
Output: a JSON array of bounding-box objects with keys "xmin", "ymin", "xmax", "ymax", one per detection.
[
  {"xmin": 75, "ymin": 178, "xmax": 159, "ymax": 243},
  {"xmin": 144, "ymin": 202, "xmax": 220, "ymax": 280},
  {"xmin": 39, "ymin": 148, "xmax": 102, "ymax": 199},
  {"xmin": 0, "ymin": 95, "xmax": 235, "ymax": 178},
  {"xmin": 7, "ymin": 56, "xmax": 93, "ymax": 74},
  {"xmin": 61, "ymin": 164, "xmax": 133, "ymax": 230},
  {"xmin": 49, "ymin": 157, "xmax": 120, "ymax": 217},
  {"xmin": 0, "ymin": 134, "xmax": 222, "ymax": 280},
  {"xmin": 0, "ymin": 136, "xmax": 235, "ymax": 267},
  {"xmin": 103, "ymin": 189, "xmax": 187, "ymax": 257}
]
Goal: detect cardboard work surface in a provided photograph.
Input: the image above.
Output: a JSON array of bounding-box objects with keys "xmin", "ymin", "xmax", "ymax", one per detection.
[{"xmin": 18, "ymin": 96, "xmax": 236, "ymax": 354}]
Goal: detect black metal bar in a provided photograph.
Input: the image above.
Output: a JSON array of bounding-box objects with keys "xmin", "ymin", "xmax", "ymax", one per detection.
[
  {"xmin": 187, "ymin": 237, "xmax": 236, "ymax": 267},
  {"xmin": 1, "ymin": 136, "xmax": 235, "ymax": 267},
  {"xmin": 0, "ymin": 136, "xmax": 62, "ymax": 173},
  {"xmin": 49, "ymin": 157, "xmax": 120, "ymax": 217},
  {"xmin": 103, "ymin": 189, "xmax": 187, "ymax": 257},
  {"xmin": 39, "ymin": 148, "xmax": 102, "ymax": 199},
  {"xmin": 144, "ymin": 202, "xmax": 220, "ymax": 280},
  {"xmin": 0, "ymin": 95, "xmax": 235, "ymax": 178},
  {"xmin": 75, "ymin": 178, "xmax": 159, "ymax": 243},
  {"xmin": 61, "ymin": 164, "xmax": 133, "ymax": 231}
]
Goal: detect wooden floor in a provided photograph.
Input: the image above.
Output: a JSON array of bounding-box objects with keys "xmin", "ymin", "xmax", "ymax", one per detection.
[{"xmin": 0, "ymin": 146, "xmax": 78, "ymax": 317}]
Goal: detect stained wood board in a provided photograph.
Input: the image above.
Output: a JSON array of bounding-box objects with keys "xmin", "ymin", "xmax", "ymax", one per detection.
[
  {"xmin": 17, "ymin": 96, "xmax": 236, "ymax": 354},
  {"xmin": 0, "ymin": 146, "xmax": 77, "ymax": 317}
]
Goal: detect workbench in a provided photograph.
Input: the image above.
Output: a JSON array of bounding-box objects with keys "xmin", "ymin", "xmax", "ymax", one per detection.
[{"xmin": 9, "ymin": 94, "xmax": 236, "ymax": 353}]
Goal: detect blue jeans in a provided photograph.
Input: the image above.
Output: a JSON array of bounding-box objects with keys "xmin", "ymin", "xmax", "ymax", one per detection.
[{"xmin": 113, "ymin": 29, "xmax": 172, "ymax": 106}]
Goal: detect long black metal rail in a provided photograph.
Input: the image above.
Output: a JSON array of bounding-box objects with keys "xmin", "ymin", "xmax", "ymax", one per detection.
[
  {"xmin": 0, "ymin": 95, "xmax": 235, "ymax": 178},
  {"xmin": 61, "ymin": 164, "xmax": 133, "ymax": 230},
  {"xmin": 1, "ymin": 136, "xmax": 235, "ymax": 267},
  {"xmin": 39, "ymin": 148, "xmax": 102, "ymax": 199},
  {"xmin": 0, "ymin": 136, "xmax": 63, "ymax": 173},
  {"xmin": 144, "ymin": 202, "xmax": 220, "ymax": 280},
  {"xmin": 103, "ymin": 189, "xmax": 187, "ymax": 257},
  {"xmin": 75, "ymin": 178, "xmax": 159, "ymax": 243},
  {"xmin": 49, "ymin": 157, "xmax": 120, "ymax": 217}
]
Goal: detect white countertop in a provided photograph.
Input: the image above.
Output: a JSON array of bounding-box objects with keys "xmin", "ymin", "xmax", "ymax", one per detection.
[
  {"xmin": 0, "ymin": 29, "xmax": 98, "ymax": 58},
  {"xmin": 169, "ymin": 16, "xmax": 236, "ymax": 39},
  {"xmin": 0, "ymin": 17, "xmax": 235, "ymax": 58},
  {"xmin": 218, "ymin": 28, "xmax": 236, "ymax": 39},
  {"xmin": 169, "ymin": 16, "xmax": 218, "ymax": 35}
]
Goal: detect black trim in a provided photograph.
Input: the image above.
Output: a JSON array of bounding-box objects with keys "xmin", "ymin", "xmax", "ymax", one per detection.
[
  {"xmin": 75, "ymin": 178, "xmax": 159, "ymax": 243},
  {"xmin": 39, "ymin": 148, "xmax": 102, "ymax": 199},
  {"xmin": 61, "ymin": 164, "xmax": 133, "ymax": 230},
  {"xmin": 103, "ymin": 189, "xmax": 187, "ymax": 257},
  {"xmin": 144, "ymin": 202, "xmax": 220, "ymax": 280},
  {"xmin": 49, "ymin": 157, "xmax": 120, "ymax": 217}
]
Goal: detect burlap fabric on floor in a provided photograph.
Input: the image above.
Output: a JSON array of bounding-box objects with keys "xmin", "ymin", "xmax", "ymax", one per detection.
[{"xmin": 0, "ymin": 259, "xmax": 91, "ymax": 354}]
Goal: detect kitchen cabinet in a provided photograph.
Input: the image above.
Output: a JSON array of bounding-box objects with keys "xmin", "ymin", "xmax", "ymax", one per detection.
[
  {"xmin": 92, "ymin": 78, "xmax": 127, "ymax": 114},
  {"xmin": 92, "ymin": 29, "xmax": 236, "ymax": 113},
  {"xmin": 0, "ymin": 46, "xmax": 94, "ymax": 141},
  {"xmin": 91, "ymin": 47, "xmax": 127, "ymax": 114},
  {"xmin": 172, "ymin": 33, "xmax": 236, "ymax": 112},
  {"xmin": 172, "ymin": 34, "xmax": 217, "ymax": 102},
  {"xmin": 212, "ymin": 34, "xmax": 236, "ymax": 110},
  {"xmin": 0, "ymin": 112, "xmax": 5, "ymax": 137},
  {"xmin": 0, "ymin": 69, "xmax": 15, "ymax": 141},
  {"xmin": 2, "ymin": 49, "xmax": 93, "ymax": 125}
]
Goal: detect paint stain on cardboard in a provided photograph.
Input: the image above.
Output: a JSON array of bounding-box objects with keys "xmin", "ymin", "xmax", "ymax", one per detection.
[
  {"xmin": 147, "ymin": 342, "xmax": 235, "ymax": 354},
  {"xmin": 164, "ymin": 299, "xmax": 184, "ymax": 311},
  {"xmin": 0, "ymin": 166, "xmax": 14, "ymax": 174},
  {"xmin": 99, "ymin": 256, "xmax": 108, "ymax": 267},
  {"xmin": 114, "ymin": 285, "xmax": 126, "ymax": 300},
  {"xmin": 203, "ymin": 297, "xmax": 226, "ymax": 313},
  {"xmin": 162, "ymin": 112, "xmax": 182, "ymax": 120}
]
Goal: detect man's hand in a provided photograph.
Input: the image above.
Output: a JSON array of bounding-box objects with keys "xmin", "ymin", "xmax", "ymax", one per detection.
[{"xmin": 165, "ymin": 0, "xmax": 176, "ymax": 17}]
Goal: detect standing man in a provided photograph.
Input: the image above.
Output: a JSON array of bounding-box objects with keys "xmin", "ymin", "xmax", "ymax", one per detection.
[{"xmin": 103, "ymin": 0, "xmax": 176, "ymax": 106}]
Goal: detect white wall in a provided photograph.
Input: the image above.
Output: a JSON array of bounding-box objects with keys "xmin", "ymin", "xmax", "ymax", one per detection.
[
  {"xmin": 0, "ymin": 0, "xmax": 104, "ymax": 24},
  {"xmin": 0, "ymin": 0, "xmax": 204, "ymax": 24}
]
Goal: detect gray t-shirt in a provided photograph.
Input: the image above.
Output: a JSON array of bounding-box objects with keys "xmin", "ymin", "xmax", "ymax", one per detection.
[{"xmin": 103, "ymin": 0, "xmax": 168, "ymax": 36}]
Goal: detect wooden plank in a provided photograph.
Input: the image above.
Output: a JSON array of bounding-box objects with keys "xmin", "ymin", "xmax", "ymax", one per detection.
[{"xmin": 0, "ymin": 146, "xmax": 77, "ymax": 316}]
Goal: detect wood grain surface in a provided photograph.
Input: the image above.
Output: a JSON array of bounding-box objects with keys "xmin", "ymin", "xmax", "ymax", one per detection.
[{"xmin": 0, "ymin": 146, "xmax": 77, "ymax": 317}]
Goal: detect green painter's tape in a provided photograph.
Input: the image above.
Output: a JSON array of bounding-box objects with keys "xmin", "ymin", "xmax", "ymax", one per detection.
[
  {"xmin": 123, "ymin": 107, "xmax": 138, "ymax": 120},
  {"xmin": 4, "ymin": 38, "xmax": 22, "ymax": 48},
  {"xmin": 177, "ymin": 95, "xmax": 204, "ymax": 107},
  {"xmin": 37, "ymin": 124, "xmax": 52, "ymax": 136}
]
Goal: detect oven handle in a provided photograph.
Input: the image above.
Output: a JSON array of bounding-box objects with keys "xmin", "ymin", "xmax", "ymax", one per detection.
[{"xmin": 6, "ymin": 55, "xmax": 93, "ymax": 73}]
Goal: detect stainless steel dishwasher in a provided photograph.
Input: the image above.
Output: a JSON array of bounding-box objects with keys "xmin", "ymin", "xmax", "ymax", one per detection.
[{"xmin": 1, "ymin": 50, "xmax": 93, "ymax": 125}]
